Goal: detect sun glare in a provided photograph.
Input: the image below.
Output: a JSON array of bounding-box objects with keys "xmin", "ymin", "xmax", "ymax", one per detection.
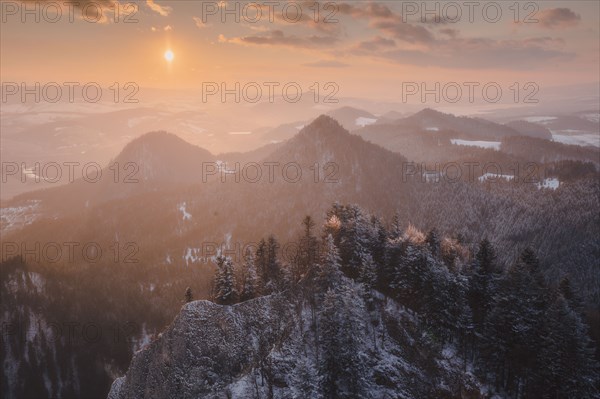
[{"xmin": 164, "ymin": 50, "xmax": 174, "ymax": 62}]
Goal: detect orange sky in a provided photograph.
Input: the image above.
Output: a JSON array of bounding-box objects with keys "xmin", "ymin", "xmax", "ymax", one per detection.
[{"xmin": 1, "ymin": 1, "xmax": 599, "ymax": 101}]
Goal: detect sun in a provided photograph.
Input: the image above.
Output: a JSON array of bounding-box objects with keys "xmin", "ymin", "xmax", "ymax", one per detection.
[{"xmin": 164, "ymin": 50, "xmax": 174, "ymax": 62}]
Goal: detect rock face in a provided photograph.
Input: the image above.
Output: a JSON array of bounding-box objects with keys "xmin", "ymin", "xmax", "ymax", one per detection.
[
  {"xmin": 108, "ymin": 287, "xmax": 486, "ymax": 399},
  {"xmin": 108, "ymin": 297, "xmax": 290, "ymax": 399}
]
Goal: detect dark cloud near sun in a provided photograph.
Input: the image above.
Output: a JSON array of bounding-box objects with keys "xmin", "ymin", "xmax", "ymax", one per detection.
[
  {"xmin": 350, "ymin": 35, "xmax": 572, "ymax": 70},
  {"xmin": 355, "ymin": 36, "xmax": 396, "ymax": 52},
  {"xmin": 19, "ymin": 0, "xmax": 118, "ymax": 8},
  {"xmin": 302, "ymin": 60, "xmax": 350, "ymax": 68},
  {"xmin": 225, "ymin": 29, "xmax": 339, "ymax": 49},
  {"xmin": 218, "ymin": 1, "xmax": 577, "ymax": 70},
  {"xmin": 536, "ymin": 8, "xmax": 581, "ymax": 29}
]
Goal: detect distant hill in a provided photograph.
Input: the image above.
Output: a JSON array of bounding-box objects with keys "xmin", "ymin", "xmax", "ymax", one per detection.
[{"xmin": 505, "ymin": 120, "xmax": 553, "ymax": 140}]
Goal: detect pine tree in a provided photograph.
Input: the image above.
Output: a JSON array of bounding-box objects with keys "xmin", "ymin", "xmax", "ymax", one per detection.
[
  {"xmin": 319, "ymin": 282, "xmax": 367, "ymax": 398},
  {"xmin": 290, "ymin": 356, "xmax": 321, "ymax": 399},
  {"xmin": 389, "ymin": 211, "xmax": 403, "ymax": 240},
  {"xmin": 184, "ymin": 287, "xmax": 193, "ymax": 303},
  {"xmin": 558, "ymin": 276, "xmax": 584, "ymax": 316},
  {"xmin": 336, "ymin": 282, "xmax": 367, "ymax": 398},
  {"xmin": 295, "ymin": 215, "xmax": 318, "ymax": 281},
  {"xmin": 255, "ymin": 238, "xmax": 268, "ymax": 293},
  {"xmin": 468, "ymin": 239, "xmax": 499, "ymax": 331},
  {"xmin": 319, "ymin": 288, "xmax": 341, "ymax": 398},
  {"xmin": 213, "ymin": 255, "xmax": 237, "ymax": 305},
  {"xmin": 368, "ymin": 215, "xmax": 387, "ymax": 271},
  {"xmin": 534, "ymin": 295, "xmax": 599, "ymax": 398},
  {"xmin": 241, "ymin": 249, "xmax": 258, "ymax": 301},
  {"xmin": 425, "ymin": 229, "xmax": 440, "ymax": 258},
  {"xmin": 482, "ymin": 259, "xmax": 545, "ymax": 394},
  {"xmin": 380, "ymin": 230, "xmax": 404, "ymax": 295},
  {"xmin": 263, "ymin": 235, "xmax": 282, "ymax": 294},
  {"xmin": 392, "ymin": 244, "xmax": 429, "ymax": 311},
  {"xmin": 475, "ymin": 238, "xmax": 497, "ymax": 274},
  {"xmin": 358, "ymin": 252, "xmax": 377, "ymax": 305},
  {"xmin": 317, "ymin": 234, "xmax": 343, "ymax": 293}
]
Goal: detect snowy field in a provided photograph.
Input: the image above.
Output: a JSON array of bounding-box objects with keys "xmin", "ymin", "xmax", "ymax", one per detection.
[
  {"xmin": 451, "ymin": 139, "xmax": 501, "ymax": 150},
  {"xmin": 551, "ymin": 132, "xmax": 600, "ymax": 147}
]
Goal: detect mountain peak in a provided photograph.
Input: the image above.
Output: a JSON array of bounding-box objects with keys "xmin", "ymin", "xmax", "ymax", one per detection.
[
  {"xmin": 115, "ymin": 131, "xmax": 214, "ymax": 183},
  {"xmin": 298, "ymin": 115, "xmax": 348, "ymax": 140},
  {"xmin": 413, "ymin": 108, "xmax": 449, "ymax": 119},
  {"xmin": 120, "ymin": 131, "xmax": 191, "ymax": 152},
  {"xmin": 309, "ymin": 114, "xmax": 344, "ymax": 129}
]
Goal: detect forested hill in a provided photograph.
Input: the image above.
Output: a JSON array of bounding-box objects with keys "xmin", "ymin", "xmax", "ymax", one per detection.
[{"xmin": 109, "ymin": 204, "xmax": 600, "ymax": 399}]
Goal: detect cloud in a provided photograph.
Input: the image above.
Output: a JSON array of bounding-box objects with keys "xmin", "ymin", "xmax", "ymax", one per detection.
[
  {"xmin": 19, "ymin": 0, "xmax": 120, "ymax": 23},
  {"xmin": 439, "ymin": 28, "xmax": 459, "ymax": 39},
  {"xmin": 163, "ymin": 25, "xmax": 172, "ymax": 31},
  {"xmin": 213, "ymin": 1, "xmax": 577, "ymax": 71},
  {"xmin": 336, "ymin": 2, "xmax": 436, "ymax": 44},
  {"xmin": 371, "ymin": 18, "xmax": 434, "ymax": 44},
  {"xmin": 350, "ymin": 36, "xmax": 573, "ymax": 70},
  {"xmin": 224, "ymin": 30, "xmax": 339, "ymax": 49},
  {"xmin": 337, "ymin": 2, "xmax": 394, "ymax": 19},
  {"xmin": 244, "ymin": 1, "xmax": 341, "ymax": 34},
  {"xmin": 21, "ymin": 0, "xmax": 117, "ymax": 7},
  {"xmin": 536, "ymin": 8, "xmax": 581, "ymax": 29},
  {"xmin": 303, "ymin": 60, "xmax": 350, "ymax": 68},
  {"xmin": 354, "ymin": 36, "xmax": 396, "ymax": 51},
  {"xmin": 193, "ymin": 16, "xmax": 210, "ymax": 29},
  {"xmin": 146, "ymin": 0, "xmax": 171, "ymax": 16}
]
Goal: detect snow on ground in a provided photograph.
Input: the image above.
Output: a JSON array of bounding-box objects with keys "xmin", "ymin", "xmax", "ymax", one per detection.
[
  {"xmin": 27, "ymin": 272, "xmax": 45, "ymax": 293},
  {"xmin": 551, "ymin": 132, "xmax": 600, "ymax": 147},
  {"xmin": 0, "ymin": 201, "xmax": 41, "ymax": 233},
  {"xmin": 538, "ymin": 178, "xmax": 560, "ymax": 190},
  {"xmin": 451, "ymin": 139, "xmax": 501, "ymax": 150},
  {"xmin": 133, "ymin": 324, "xmax": 153, "ymax": 353},
  {"xmin": 177, "ymin": 121, "xmax": 206, "ymax": 134},
  {"xmin": 479, "ymin": 173, "xmax": 515, "ymax": 181},
  {"xmin": 355, "ymin": 117, "xmax": 377, "ymax": 127},
  {"xmin": 581, "ymin": 113, "xmax": 600, "ymax": 123},
  {"xmin": 523, "ymin": 116, "xmax": 557, "ymax": 124},
  {"xmin": 183, "ymin": 247, "xmax": 210, "ymax": 265},
  {"xmin": 178, "ymin": 202, "xmax": 192, "ymax": 221},
  {"xmin": 127, "ymin": 116, "xmax": 156, "ymax": 128}
]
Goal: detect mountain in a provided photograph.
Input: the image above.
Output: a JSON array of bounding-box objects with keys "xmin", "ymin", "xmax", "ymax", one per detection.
[
  {"xmin": 114, "ymin": 131, "xmax": 214, "ymax": 184},
  {"xmin": 1, "ymin": 131, "xmax": 215, "ymax": 218},
  {"xmin": 1, "ymin": 115, "xmax": 413, "ymax": 259},
  {"xmin": 378, "ymin": 110, "xmax": 407, "ymax": 122},
  {"xmin": 399, "ymin": 108, "xmax": 519, "ymax": 140},
  {"xmin": 106, "ymin": 204, "xmax": 599, "ymax": 399},
  {"xmin": 504, "ymin": 120, "xmax": 553, "ymax": 140},
  {"xmin": 107, "ymin": 293, "xmax": 482, "ymax": 399},
  {"xmin": 3, "ymin": 116, "xmax": 599, "ymax": 399},
  {"xmin": 254, "ymin": 121, "xmax": 307, "ymax": 145},
  {"xmin": 326, "ymin": 106, "xmax": 377, "ymax": 130}
]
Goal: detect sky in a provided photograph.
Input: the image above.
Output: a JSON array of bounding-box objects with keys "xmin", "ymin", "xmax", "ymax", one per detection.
[{"xmin": 1, "ymin": 0, "xmax": 599, "ymax": 102}]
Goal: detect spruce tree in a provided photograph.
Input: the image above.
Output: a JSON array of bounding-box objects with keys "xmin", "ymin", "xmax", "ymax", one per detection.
[
  {"xmin": 534, "ymin": 295, "xmax": 599, "ymax": 398},
  {"xmin": 184, "ymin": 287, "xmax": 193, "ymax": 303},
  {"xmin": 214, "ymin": 255, "xmax": 237, "ymax": 305},
  {"xmin": 389, "ymin": 211, "xmax": 403, "ymax": 241},
  {"xmin": 468, "ymin": 239, "xmax": 499, "ymax": 331},
  {"xmin": 317, "ymin": 234, "xmax": 343, "ymax": 293},
  {"xmin": 263, "ymin": 235, "xmax": 282, "ymax": 294},
  {"xmin": 241, "ymin": 249, "xmax": 258, "ymax": 301},
  {"xmin": 425, "ymin": 229, "xmax": 440, "ymax": 258}
]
